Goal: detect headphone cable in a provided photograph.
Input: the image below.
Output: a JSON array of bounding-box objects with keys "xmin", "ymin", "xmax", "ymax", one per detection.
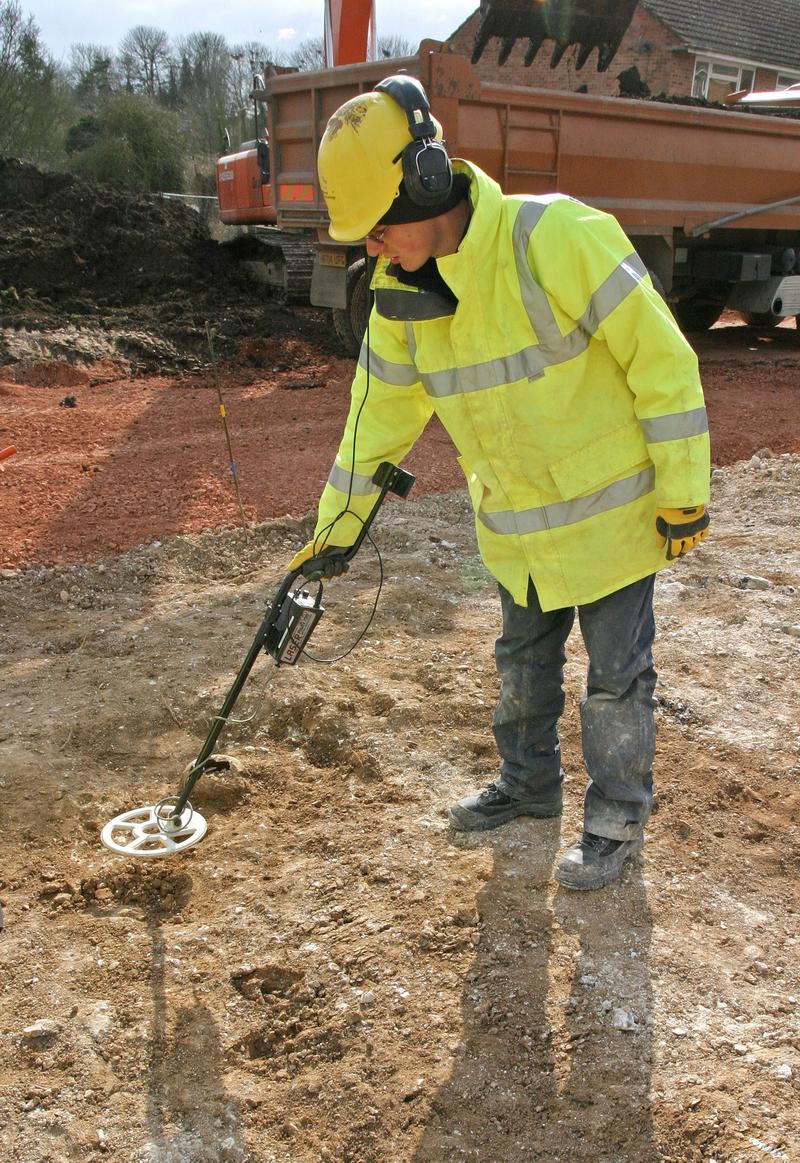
[{"xmin": 313, "ymin": 273, "xmax": 373, "ymax": 553}]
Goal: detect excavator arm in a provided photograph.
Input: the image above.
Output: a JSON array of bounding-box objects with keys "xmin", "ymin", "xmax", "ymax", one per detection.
[
  {"xmin": 324, "ymin": 0, "xmax": 376, "ymax": 67},
  {"xmin": 323, "ymin": 0, "xmax": 635, "ymax": 73},
  {"xmin": 471, "ymin": 0, "xmax": 639, "ymax": 71}
]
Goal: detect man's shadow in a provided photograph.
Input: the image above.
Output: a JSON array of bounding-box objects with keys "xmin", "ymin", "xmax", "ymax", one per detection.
[
  {"xmin": 144, "ymin": 917, "xmax": 248, "ymax": 1160},
  {"xmin": 412, "ymin": 820, "xmax": 655, "ymax": 1161}
]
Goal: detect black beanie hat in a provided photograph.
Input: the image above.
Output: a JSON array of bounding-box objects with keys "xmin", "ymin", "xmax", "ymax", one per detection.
[{"xmin": 378, "ymin": 174, "xmax": 470, "ymax": 227}]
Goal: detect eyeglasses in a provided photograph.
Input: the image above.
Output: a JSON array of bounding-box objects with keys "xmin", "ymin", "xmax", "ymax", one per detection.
[{"xmin": 366, "ymin": 225, "xmax": 388, "ymax": 245}]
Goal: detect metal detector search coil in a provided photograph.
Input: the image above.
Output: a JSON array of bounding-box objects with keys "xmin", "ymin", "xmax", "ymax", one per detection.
[{"xmin": 100, "ymin": 801, "xmax": 208, "ymax": 858}]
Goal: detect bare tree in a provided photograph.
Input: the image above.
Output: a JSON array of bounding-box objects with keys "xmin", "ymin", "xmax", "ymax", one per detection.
[
  {"xmin": 175, "ymin": 30, "xmax": 232, "ymax": 153},
  {"xmin": 178, "ymin": 30, "xmax": 229, "ymax": 82},
  {"xmin": 288, "ymin": 32, "xmax": 415, "ymax": 69},
  {"xmin": 378, "ymin": 34, "xmax": 418, "ymax": 59},
  {"xmin": 68, "ymin": 42, "xmax": 118, "ymax": 109},
  {"xmin": 287, "ymin": 37, "xmax": 325, "ymax": 71},
  {"xmin": 68, "ymin": 42, "xmax": 110, "ymax": 84},
  {"xmin": 118, "ymin": 25, "xmax": 171, "ymax": 96},
  {"xmin": 244, "ymin": 39, "xmax": 286, "ymax": 71},
  {"xmin": 229, "ymin": 39, "xmax": 285, "ymax": 107}
]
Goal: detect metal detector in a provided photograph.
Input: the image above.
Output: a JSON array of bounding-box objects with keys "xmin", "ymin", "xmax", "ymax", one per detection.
[{"xmin": 100, "ymin": 461, "xmax": 415, "ymax": 858}]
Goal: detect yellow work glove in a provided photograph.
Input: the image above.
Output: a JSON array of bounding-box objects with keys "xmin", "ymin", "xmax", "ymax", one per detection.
[
  {"xmin": 655, "ymin": 506, "xmax": 710, "ymax": 560},
  {"xmin": 287, "ymin": 540, "xmax": 350, "ymax": 581}
]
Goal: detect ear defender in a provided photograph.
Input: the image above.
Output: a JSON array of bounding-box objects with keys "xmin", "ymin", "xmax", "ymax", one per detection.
[{"xmin": 375, "ymin": 75, "xmax": 453, "ymax": 207}]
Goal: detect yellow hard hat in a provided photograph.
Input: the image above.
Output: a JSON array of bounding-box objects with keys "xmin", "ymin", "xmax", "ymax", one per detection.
[{"xmin": 318, "ymin": 88, "xmax": 445, "ymax": 242}]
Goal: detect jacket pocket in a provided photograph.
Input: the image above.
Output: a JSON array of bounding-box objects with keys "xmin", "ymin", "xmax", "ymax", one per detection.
[{"xmin": 548, "ymin": 420, "xmax": 650, "ymax": 501}]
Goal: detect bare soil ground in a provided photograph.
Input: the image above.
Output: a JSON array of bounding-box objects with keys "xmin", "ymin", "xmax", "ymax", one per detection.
[{"xmin": 1, "ymin": 161, "xmax": 799, "ymax": 1163}]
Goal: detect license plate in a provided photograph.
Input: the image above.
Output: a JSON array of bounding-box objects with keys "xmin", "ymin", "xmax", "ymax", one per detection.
[{"xmin": 319, "ymin": 250, "xmax": 347, "ymax": 268}]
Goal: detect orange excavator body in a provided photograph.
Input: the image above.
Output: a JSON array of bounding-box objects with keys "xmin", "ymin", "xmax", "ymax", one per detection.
[{"xmin": 217, "ymin": 143, "xmax": 275, "ymax": 226}]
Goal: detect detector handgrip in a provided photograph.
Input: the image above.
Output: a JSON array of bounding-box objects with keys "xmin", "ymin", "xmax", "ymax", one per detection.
[{"xmin": 301, "ymin": 461, "xmax": 415, "ymax": 577}]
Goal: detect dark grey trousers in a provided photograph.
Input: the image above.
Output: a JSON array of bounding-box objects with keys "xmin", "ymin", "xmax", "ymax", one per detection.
[{"xmin": 493, "ymin": 574, "xmax": 657, "ymax": 840}]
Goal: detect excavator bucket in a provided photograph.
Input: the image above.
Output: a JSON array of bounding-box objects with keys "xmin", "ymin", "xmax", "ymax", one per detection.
[{"xmin": 471, "ymin": 0, "xmax": 639, "ymax": 72}]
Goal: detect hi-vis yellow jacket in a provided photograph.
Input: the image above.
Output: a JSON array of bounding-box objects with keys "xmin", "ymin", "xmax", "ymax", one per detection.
[{"xmin": 313, "ymin": 161, "xmax": 710, "ymax": 611}]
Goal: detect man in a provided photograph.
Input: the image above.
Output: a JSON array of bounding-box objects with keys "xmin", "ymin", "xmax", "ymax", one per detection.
[{"xmin": 289, "ymin": 76, "xmax": 710, "ymax": 890}]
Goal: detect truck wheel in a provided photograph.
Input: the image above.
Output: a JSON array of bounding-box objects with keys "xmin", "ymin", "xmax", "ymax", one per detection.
[
  {"xmin": 673, "ymin": 297, "xmax": 724, "ymax": 333},
  {"xmin": 332, "ymin": 259, "xmax": 371, "ymax": 356}
]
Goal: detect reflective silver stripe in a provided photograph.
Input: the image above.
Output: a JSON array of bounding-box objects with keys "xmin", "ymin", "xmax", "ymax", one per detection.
[
  {"xmin": 420, "ymin": 329, "xmax": 588, "ymax": 398},
  {"xmin": 577, "ymin": 253, "xmax": 648, "ymax": 335},
  {"xmin": 478, "ymin": 466, "xmax": 655, "ymax": 535},
  {"xmin": 375, "ymin": 287, "xmax": 456, "ymax": 321},
  {"xmin": 327, "ymin": 463, "xmax": 377, "ymax": 495},
  {"xmin": 513, "ymin": 200, "xmax": 564, "ymax": 347},
  {"xmin": 514, "ymin": 198, "xmax": 647, "ymax": 339},
  {"xmin": 406, "ymin": 198, "xmax": 649, "ymax": 400},
  {"xmin": 414, "ymin": 197, "xmax": 643, "ymax": 399},
  {"xmin": 358, "ymin": 345, "xmax": 418, "ymax": 386},
  {"xmin": 640, "ymin": 406, "xmax": 709, "ymax": 443}
]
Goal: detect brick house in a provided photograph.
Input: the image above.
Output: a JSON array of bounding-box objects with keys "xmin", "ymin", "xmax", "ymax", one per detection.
[{"xmin": 447, "ymin": 0, "xmax": 800, "ymax": 99}]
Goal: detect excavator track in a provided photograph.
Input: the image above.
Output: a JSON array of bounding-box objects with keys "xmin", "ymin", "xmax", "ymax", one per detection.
[
  {"xmin": 234, "ymin": 227, "xmax": 315, "ymax": 304},
  {"xmin": 274, "ymin": 231, "xmax": 315, "ymax": 304},
  {"xmin": 471, "ymin": 0, "xmax": 639, "ymax": 72}
]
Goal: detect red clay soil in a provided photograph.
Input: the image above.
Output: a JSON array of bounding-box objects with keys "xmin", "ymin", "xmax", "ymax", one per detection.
[{"xmin": 1, "ymin": 324, "xmax": 799, "ymax": 572}]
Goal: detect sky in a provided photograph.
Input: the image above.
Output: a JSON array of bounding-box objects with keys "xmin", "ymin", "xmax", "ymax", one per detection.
[{"xmin": 21, "ymin": 0, "xmax": 480, "ymax": 62}]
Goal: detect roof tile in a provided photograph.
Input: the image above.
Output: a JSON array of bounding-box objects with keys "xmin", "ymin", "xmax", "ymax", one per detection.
[{"xmin": 643, "ymin": 0, "xmax": 800, "ymax": 72}]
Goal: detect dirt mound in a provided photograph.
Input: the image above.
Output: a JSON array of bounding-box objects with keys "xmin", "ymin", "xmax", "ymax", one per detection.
[
  {"xmin": 0, "ymin": 158, "xmax": 236, "ymax": 309},
  {"xmin": 0, "ymin": 157, "xmax": 339, "ymax": 371},
  {"xmin": 10, "ymin": 358, "xmax": 91, "ymax": 387}
]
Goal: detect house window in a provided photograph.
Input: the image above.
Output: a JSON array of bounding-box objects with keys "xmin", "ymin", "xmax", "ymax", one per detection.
[
  {"xmin": 776, "ymin": 73, "xmax": 800, "ymax": 88},
  {"xmin": 692, "ymin": 59, "xmax": 754, "ymax": 101}
]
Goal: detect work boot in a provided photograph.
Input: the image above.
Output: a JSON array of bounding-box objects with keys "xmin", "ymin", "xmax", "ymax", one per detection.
[
  {"xmin": 554, "ymin": 830, "xmax": 644, "ymax": 891},
  {"xmin": 448, "ymin": 781, "xmax": 562, "ymax": 832}
]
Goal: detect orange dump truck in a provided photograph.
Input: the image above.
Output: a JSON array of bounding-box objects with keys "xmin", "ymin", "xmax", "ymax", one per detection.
[{"xmin": 217, "ymin": 41, "xmax": 800, "ymax": 351}]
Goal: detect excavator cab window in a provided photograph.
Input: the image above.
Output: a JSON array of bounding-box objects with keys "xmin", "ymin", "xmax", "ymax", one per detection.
[{"xmin": 249, "ymin": 73, "xmax": 270, "ymax": 184}]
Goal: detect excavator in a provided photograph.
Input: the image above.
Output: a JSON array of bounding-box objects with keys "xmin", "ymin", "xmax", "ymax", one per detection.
[
  {"xmin": 216, "ymin": 0, "xmax": 639, "ymax": 309},
  {"xmin": 323, "ymin": 0, "xmax": 639, "ymax": 71}
]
